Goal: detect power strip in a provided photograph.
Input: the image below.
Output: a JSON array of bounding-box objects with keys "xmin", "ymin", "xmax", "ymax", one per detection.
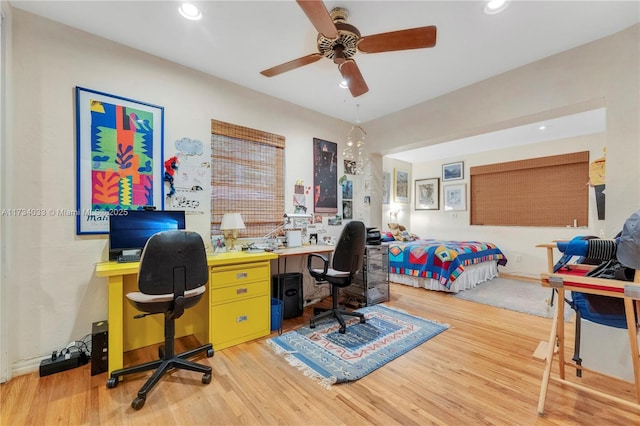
[{"xmin": 39, "ymin": 351, "xmax": 88, "ymax": 377}]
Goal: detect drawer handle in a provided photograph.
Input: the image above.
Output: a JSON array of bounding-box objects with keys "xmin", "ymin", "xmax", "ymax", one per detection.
[
  {"xmin": 236, "ymin": 272, "xmax": 248, "ymax": 279},
  {"xmin": 236, "ymin": 288, "xmax": 248, "ymax": 295},
  {"xmin": 236, "ymin": 315, "xmax": 248, "ymax": 323}
]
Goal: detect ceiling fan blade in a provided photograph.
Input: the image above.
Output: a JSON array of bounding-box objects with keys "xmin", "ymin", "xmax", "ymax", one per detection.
[
  {"xmin": 358, "ymin": 26, "xmax": 437, "ymax": 53},
  {"xmin": 339, "ymin": 60, "xmax": 369, "ymax": 97},
  {"xmin": 296, "ymin": 0, "xmax": 338, "ymax": 39},
  {"xmin": 260, "ymin": 53, "xmax": 323, "ymax": 77}
]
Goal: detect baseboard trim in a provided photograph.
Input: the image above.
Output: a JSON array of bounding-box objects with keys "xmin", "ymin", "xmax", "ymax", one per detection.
[{"xmin": 11, "ymin": 355, "xmax": 43, "ymax": 378}]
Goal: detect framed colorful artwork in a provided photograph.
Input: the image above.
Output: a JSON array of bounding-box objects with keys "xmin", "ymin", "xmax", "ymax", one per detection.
[
  {"xmin": 75, "ymin": 87, "xmax": 164, "ymax": 234},
  {"xmin": 394, "ymin": 169, "xmax": 409, "ymax": 204},
  {"xmin": 313, "ymin": 138, "xmax": 338, "ymax": 213},
  {"xmin": 211, "ymin": 234, "xmax": 226, "ymax": 253},
  {"xmin": 415, "ymin": 178, "xmax": 439, "ymax": 210}
]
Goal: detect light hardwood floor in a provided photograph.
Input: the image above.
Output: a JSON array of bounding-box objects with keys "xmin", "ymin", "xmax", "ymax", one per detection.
[{"xmin": 2, "ymin": 282, "xmax": 639, "ymax": 425}]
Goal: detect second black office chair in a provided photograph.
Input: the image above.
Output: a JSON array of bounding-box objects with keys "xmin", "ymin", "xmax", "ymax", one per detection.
[
  {"xmin": 106, "ymin": 230, "xmax": 214, "ymax": 410},
  {"xmin": 307, "ymin": 220, "xmax": 366, "ymax": 334}
]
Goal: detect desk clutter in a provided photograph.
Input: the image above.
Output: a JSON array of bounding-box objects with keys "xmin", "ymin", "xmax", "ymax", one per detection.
[{"xmin": 95, "ymin": 228, "xmax": 391, "ymax": 407}]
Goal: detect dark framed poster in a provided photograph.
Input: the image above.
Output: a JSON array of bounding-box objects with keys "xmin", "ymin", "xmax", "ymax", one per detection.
[{"xmin": 313, "ymin": 138, "xmax": 338, "ymax": 213}]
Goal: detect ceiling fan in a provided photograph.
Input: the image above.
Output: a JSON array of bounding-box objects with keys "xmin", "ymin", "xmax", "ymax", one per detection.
[{"xmin": 260, "ymin": 0, "xmax": 437, "ymax": 98}]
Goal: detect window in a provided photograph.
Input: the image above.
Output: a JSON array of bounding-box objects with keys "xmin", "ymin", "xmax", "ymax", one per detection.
[
  {"xmin": 211, "ymin": 120, "xmax": 285, "ymax": 238},
  {"xmin": 470, "ymin": 151, "xmax": 589, "ymax": 227}
]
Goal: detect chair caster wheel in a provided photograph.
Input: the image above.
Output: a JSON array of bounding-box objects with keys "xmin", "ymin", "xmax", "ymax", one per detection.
[
  {"xmin": 310, "ymin": 321, "xmax": 316, "ymax": 329},
  {"xmin": 202, "ymin": 373, "xmax": 212, "ymax": 384},
  {"xmin": 131, "ymin": 397, "xmax": 145, "ymax": 410},
  {"xmin": 339, "ymin": 326, "xmax": 346, "ymax": 334},
  {"xmin": 106, "ymin": 377, "xmax": 118, "ymax": 389},
  {"xmin": 206, "ymin": 348, "xmax": 214, "ymax": 358},
  {"xmin": 360, "ymin": 317, "xmax": 366, "ymax": 324}
]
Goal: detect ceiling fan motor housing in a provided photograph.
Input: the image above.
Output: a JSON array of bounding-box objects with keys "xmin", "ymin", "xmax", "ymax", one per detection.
[{"xmin": 317, "ymin": 8, "xmax": 361, "ymax": 64}]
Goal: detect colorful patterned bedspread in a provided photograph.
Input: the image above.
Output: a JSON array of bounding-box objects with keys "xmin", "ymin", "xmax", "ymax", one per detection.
[{"xmin": 388, "ymin": 239, "xmax": 507, "ymax": 289}]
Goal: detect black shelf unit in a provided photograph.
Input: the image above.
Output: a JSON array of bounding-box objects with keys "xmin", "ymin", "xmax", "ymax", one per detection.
[{"xmin": 342, "ymin": 244, "xmax": 389, "ymax": 307}]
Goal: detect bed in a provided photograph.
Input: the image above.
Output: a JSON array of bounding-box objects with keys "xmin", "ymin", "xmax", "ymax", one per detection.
[{"xmin": 387, "ymin": 239, "xmax": 508, "ymax": 293}]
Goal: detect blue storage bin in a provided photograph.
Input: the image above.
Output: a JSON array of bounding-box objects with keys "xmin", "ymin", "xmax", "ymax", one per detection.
[{"xmin": 270, "ymin": 298, "xmax": 283, "ymax": 331}]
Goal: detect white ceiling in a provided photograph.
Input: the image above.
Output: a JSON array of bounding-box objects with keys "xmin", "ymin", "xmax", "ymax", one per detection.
[
  {"xmin": 10, "ymin": 0, "xmax": 640, "ymax": 126},
  {"xmin": 9, "ymin": 1, "xmax": 638, "ymax": 164},
  {"xmin": 386, "ymin": 107, "xmax": 607, "ymax": 163}
]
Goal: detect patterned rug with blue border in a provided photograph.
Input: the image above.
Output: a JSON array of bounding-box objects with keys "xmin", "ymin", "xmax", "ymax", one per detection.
[{"xmin": 266, "ymin": 304, "xmax": 448, "ymax": 387}]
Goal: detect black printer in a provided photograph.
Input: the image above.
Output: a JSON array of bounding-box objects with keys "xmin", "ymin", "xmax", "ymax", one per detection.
[{"xmin": 366, "ymin": 227, "xmax": 382, "ymax": 245}]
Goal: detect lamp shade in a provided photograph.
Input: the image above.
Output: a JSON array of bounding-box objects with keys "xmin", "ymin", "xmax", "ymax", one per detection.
[{"xmin": 220, "ymin": 213, "xmax": 245, "ymax": 231}]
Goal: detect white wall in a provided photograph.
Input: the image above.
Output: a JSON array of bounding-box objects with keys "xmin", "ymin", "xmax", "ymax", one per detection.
[
  {"xmin": 371, "ymin": 24, "xmax": 639, "ymax": 279},
  {"xmin": 406, "ymin": 133, "xmax": 605, "ymax": 280},
  {"xmin": 7, "ymin": 9, "xmax": 356, "ymax": 374},
  {"xmin": 0, "ymin": 0, "xmax": 12, "ymax": 383},
  {"xmin": 5, "ymin": 9, "xmax": 639, "ymax": 377}
]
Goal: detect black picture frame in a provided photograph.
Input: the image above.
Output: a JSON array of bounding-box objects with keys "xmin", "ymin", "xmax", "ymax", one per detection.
[{"xmin": 415, "ymin": 178, "xmax": 440, "ymax": 210}]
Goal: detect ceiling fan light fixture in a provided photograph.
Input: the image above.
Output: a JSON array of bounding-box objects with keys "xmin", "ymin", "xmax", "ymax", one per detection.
[
  {"xmin": 339, "ymin": 79, "xmax": 349, "ymax": 89},
  {"xmin": 484, "ymin": 0, "xmax": 510, "ymax": 15},
  {"xmin": 179, "ymin": 2, "xmax": 202, "ymax": 21},
  {"xmin": 345, "ymin": 104, "xmax": 368, "ymax": 175}
]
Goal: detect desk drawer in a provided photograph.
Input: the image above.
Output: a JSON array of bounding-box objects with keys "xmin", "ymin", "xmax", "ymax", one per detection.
[
  {"xmin": 210, "ymin": 280, "xmax": 269, "ymax": 305},
  {"xmin": 211, "ymin": 263, "xmax": 269, "ymax": 288},
  {"xmin": 210, "ymin": 295, "xmax": 269, "ymax": 350}
]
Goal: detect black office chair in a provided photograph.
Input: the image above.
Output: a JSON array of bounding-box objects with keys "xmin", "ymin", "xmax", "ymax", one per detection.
[
  {"xmin": 106, "ymin": 230, "xmax": 214, "ymax": 410},
  {"xmin": 307, "ymin": 221, "xmax": 366, "ymax": 334}
]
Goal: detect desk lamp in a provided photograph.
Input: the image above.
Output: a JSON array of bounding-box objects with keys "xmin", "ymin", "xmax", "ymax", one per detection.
[{"xmin": 220, "ymin": 213, "xmax": 245, "ymax": 251}]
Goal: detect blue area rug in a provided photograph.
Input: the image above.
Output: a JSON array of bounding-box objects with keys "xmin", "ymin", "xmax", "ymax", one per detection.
[{"xmin": 266, "ymin": 304, "xmax": 448, "ymax": 387}]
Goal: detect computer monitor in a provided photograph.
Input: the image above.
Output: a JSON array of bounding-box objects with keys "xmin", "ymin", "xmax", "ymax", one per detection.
[{"xmin": 108, "ymin": 210, "xmax": 186, "ymax": 260}]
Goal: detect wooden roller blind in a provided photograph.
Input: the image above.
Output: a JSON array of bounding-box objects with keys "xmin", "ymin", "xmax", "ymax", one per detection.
[
  {"xmin": 470, "ymin": 151, "xmax": 589, "ymax": 227},
  {"xmin": 211, "ymin": 120, "xmax": 285, "ymax": 238}
]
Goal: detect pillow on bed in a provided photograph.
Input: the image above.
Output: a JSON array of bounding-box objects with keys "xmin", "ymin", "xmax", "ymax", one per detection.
[
  {"xmin": 388, "ymin": 223, "xmax": 412, "ymax": 241},
  {"xmin": 381, "ymin": 231, "xmax": 395, "ymax": 242}
]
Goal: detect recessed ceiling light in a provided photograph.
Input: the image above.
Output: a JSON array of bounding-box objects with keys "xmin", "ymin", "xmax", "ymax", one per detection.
[
  {"xmin": 538, "ymin": 125, "xmax": 548, "ymax": 131},
  {"xmin": 484, "ymin": 0, "xmax": 510, "ymax": 15},
  {"xmin": 179, "ymin": 2, "xmax": 202, "ymax": 21}
]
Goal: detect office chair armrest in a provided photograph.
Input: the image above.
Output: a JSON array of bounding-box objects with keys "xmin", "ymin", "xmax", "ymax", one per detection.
[{"xmin": 307, "ymin": 253, "xmax": 329, "ymax": 281}]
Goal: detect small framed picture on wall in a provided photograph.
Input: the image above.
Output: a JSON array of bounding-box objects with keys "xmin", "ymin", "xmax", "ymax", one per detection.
[
  {"xmin": 382, "ymin": 172, "xmax": 391, "ymax": 204},
  {"xmin": 415, "ymin": 178, "xmax": 439, "ymax": 210},
  {"xmin": 443, "ymin": 183, "xmax": 467, "ymax": 211},
  {"xmin": 442, "ymin": 161, "xmax": 464, "ymax": 181},
  {"xmin": 394, "ymin": 169, "xmax": 409, "ymax": 204}
]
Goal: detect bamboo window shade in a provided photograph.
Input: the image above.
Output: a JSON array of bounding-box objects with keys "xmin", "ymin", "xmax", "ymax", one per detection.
[
  {"xmin": 470, "ymin": 151, "xmax": 589, "ymax": 227},
  {"xmin": 211, "ymin": 120, "xmax": 285, "ymax": 238}
]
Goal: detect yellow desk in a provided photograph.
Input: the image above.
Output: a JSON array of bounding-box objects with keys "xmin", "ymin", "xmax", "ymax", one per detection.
[{"xmin": 96, "ymin": 251, "xmax": 277, "ymax": 374}]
